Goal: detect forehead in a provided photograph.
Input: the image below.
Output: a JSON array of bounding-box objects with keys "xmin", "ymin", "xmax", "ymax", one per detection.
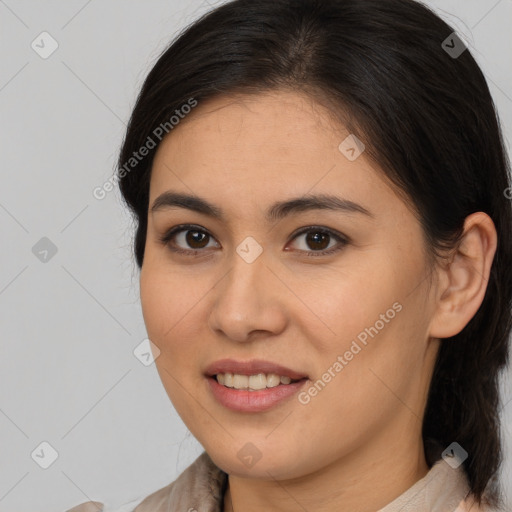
[
  {"xmin": 173, "ymin": 89, "xmax": 345, "ymax": 136},
  {"xmin": 154, "ymin": 91, "xmax": 363, "ymax": 176},
  {"xmin": 148, "ymin": 89, "xmax": 405, "ymax": 222}
]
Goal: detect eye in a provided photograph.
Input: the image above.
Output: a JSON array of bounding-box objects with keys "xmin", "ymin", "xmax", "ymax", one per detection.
[
  {"xmin": 287, "ymin": 226, "xmax": 349, "ymax": 257},
  {"xmin": 158, "ymin": 224, "xmax": 220, "ymax": 256},
  {"xmin": 158, "ymin": 224, "xmax": 349, "ymax": 257}
]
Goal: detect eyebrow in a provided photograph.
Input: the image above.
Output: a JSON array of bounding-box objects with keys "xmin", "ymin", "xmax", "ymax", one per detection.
[{"xmin": 150, "ymin": 191, "xmax": 374, "ymax": 222}]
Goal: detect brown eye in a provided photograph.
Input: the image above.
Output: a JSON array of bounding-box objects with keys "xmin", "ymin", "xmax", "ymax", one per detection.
[
  {"xmin": 158, "ymin": 225, "xmax": 220, "ymax": 254},
  {"xmin": 159, "ymin": 224, "xmax": 348, "ymax": 258},
  {"xmin": 185, "ymin": 230, "xmax": 210, "ymax": 249},
  {"xmin": 304, "ymin": 231, "xmax": 330, "ymax": 251},
  {"xmin": 287, "ymin": 226, "xmax": 349, "ymax": 257}
]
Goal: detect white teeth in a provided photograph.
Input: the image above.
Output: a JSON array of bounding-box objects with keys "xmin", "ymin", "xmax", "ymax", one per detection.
[
  {"xmin": 233, "ymin": 374, "xmax": 249, "ymax": 389},
  {"xmin": 266, "ymin": 374, "xmax": 281, "ymax": 387},
  {"xmin": 215, "ymin": 372, "xmax": 298, "ymax": 390},
  {"xmin": 248, "ymin": 373, "xmax": 267, "ymax": 390},
  {"xmin": 224, "ymin": 372, "xmax": 234, "ymax": 388}
]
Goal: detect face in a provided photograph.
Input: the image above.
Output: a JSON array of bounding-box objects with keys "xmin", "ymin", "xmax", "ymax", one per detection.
[{"xmin": 140, "ymin": 89, "xmax": 440, "ymax": 480}]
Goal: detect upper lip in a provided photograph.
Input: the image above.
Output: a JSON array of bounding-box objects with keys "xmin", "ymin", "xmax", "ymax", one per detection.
[{"xmin": 204, "ymin": 359, "xmax": 308, "ymax": 380}]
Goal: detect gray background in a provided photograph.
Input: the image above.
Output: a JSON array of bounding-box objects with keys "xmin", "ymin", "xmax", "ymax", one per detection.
[{"xmin": 0, "ymin": 1, "xmax": 511, "ymax": 510}]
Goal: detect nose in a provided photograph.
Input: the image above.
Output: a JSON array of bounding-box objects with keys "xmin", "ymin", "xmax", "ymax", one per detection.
[{"xmin": 208, "ymin": 251, "xmax": 288, "ymax": 343}]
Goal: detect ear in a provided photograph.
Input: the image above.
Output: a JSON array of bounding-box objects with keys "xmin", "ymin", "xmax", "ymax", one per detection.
[{"xmin": 429, "ymin": 212, "xmax": 497, "ymax": 339}]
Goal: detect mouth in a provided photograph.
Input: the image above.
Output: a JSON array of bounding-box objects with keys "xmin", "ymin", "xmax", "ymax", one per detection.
[
  {"xmin": 204, "ymin": 359, "xmax": 309, "ymax": 412},
  {"xmin": 204, "ymin": 358, "xmax": 308, "ymax": 386},
  {"xmin": 211, "ymin": 372, "xmax": 305, "ymax": 390}
]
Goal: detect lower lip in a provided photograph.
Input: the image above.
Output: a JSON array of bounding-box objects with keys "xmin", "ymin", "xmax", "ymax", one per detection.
[{"xmin": 207, "ymin": 376, "xmax": 308, "ymax": 412}]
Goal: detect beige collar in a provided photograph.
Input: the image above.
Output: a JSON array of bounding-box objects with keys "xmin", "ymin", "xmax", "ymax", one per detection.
[{"xmin": 133, "ymin": 449, "xmax": 474, "ymax": 512}]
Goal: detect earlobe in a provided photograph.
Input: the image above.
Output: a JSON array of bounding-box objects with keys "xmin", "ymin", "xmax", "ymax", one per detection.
[{"xmin": 428, "ymin": 212, "xmax": 497, "ymax": 339}]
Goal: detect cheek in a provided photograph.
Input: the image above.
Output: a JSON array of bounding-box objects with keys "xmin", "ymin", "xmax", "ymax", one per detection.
[
  {"xmin": 140, "ymin": 265, "xmax": 193, "ymax": 353},
  {"xmin": 299, "ymin": 272, "xmax": 431, "ymax": 430},
  {"xmin": 297, "ymin": 248, "xmax": 429, "ymax": 407},
  {"xmin": 139, "ymin": 262, "xmax": 213, "ymax": 378},
  {"xmin": 297, "ymin": 258, "xmax": 403, "ymax": 356},
  {"xmin": 139, "ymin": 267, "xmax": 170, "ymax": 343},
  {"xmin": 140, "ymin": 267, "xmax": 205, "ymax": 416}
]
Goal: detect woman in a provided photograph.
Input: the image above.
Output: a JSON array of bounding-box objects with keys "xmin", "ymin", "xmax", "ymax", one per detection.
[{"xmin": 68, "ymin": 0, "xmax": 512, "ymax": 510}]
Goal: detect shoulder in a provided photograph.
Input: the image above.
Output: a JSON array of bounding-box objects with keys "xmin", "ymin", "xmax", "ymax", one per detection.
[
  {"xmin": 455, "ymin": 494, "xmax": 503, "ymax": 512},
  {"xmin": 65, "ymin": 496, "xmax": 146, "ymax": 512},
  {"xmin": 133, "ymin": 451, "xmax": 227, "ymax": 511},
  {"xmin": 65, "ymin": 452, "xmax": 227, "ymax": 512},
  {"xmin": 65, "ymin": 502, "xmax": 104, "ymax": 512}
]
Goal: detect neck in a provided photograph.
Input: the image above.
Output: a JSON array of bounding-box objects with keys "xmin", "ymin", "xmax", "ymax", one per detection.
[{"xmin": 223, "ymin": 431, "xmax": 429, "ymax": 512}]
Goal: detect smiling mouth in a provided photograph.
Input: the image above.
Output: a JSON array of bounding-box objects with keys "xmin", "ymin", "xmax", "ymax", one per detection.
[{"xmin": 213, "ymin": 372, "xmax": 305, "ymax": 391}]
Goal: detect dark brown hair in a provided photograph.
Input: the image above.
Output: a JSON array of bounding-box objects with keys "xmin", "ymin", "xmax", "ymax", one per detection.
[{"xmin": 116, "ymin": 0, "xmax": 512, "ymax": 508}]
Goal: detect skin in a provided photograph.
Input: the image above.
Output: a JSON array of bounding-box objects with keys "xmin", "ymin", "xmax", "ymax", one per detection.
[{"xmin": 139, "ymin": 89, "xmax": 497, "ymax": 512}]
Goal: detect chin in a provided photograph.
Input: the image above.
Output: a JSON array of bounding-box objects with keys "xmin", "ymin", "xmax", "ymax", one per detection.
[{"xmin": 204, "ymin": 439, "xmax": 309, "ymax": 480}]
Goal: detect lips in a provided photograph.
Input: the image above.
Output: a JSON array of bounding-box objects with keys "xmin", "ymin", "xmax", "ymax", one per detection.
[
  {"xmin": 204, "ymin": 358, "xmax": 308, "ymax": 381},
  {"xmin": 204, "ymin": 358, "xmax": 309, "ymax": 412}
]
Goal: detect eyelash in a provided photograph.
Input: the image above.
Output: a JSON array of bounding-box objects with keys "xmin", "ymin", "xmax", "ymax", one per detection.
[{"xmin": 157, "ymin": 224, "xmax": 349, "ymax": 258}]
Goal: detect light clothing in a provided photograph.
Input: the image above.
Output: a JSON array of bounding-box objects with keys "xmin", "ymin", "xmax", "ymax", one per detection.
[{"xmin": 66, "ymin": 449, "xmax": 499, "ymax": 512}]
